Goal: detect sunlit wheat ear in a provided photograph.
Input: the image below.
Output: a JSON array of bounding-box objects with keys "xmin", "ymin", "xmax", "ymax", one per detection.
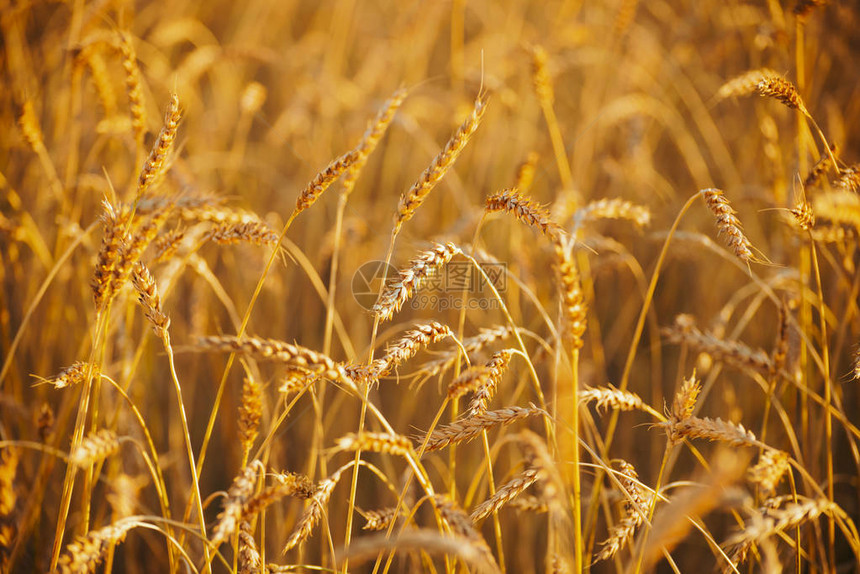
[
  {"xmin": 715, "ymin": 68, "xmax": 779, "ymax": 102},
  {"xmin": 578, "ymin": 384, "xmax": 648, "ymax": 414},
  {"xmin": 445, "ymin": 348, "xmax": 513, "ymax": 403},
  {"xmin": 662, "ymin": 415, "xmax": 760, "ymax": 447},
  {"xmin": 394, "ymin": 94, "xmax": 488, "ymax": 232},
  {"xmin": 336, "ymin": 432, "xmax": 414, "ymax": 457},
  {"xmin": 553, "ymin": 241, "xmax": 587, "ymax": 349},
  {"xmin": 211, "ymin": 460, "xmax": 263, "ymax": 547},
  {"xmin": 18, "ymin": 101, "xmax": 45, "ymax": 152},
  {"xmin": 361, "ymin": 507, "xmax": 403, "ymax": 531},
  {"xmin": 470, "ymin": 467, "xmax": 542, "ymax": 523},
  {"xmin": 294, "ymin": 150, "xmax": 360, "ymax": 215},
  {"xmin": 514, "ymin": 151, "xmax": 539, "ymax": 192},
  {"xmin": 137, "ymin": 93, "xmax": 181, "ymax": 198},
  {"xmin": 237, "ymin": 521, "xmax": 261, "ymax": 574},
  {"xmin": 92, "ymin": 198, "xmax": 131, "ymax": 311},
  {"xmin": 748, "ymin": 449, "xmax": 790, "ymax": 495},
  {"xmin": 46, "ymin": 361, "xmax": 89, "ymax": 389},
  {"xmin": 70, "ymin": 430, "xmax": 120, "ymax": 467},
  {"xmin": 663, "ymin": 314, "xmax": 774, "ymax": 375},
  {"xmin": 594, "ymin": 461, "xmax": 647, "ymax": 563},
  {"xmin": 671, "ymin": 371, "xmax": 700, "ymax": 422},
  {"xmin": 131, "ymin": 262, "xmax": 169, "ymax": 338},
  {"xmin": 372, "ymin": 242, "xmax": 461, "ymax": 322},
  {"xmin": 342, "ymin": 87, "xmax": 408, "ymax": 197},
  {"xmin": 804, "ymin": 143, "xmax": 838, "ymax": 188},
  {"xmin": 725, "ymin": 497, "xmax": 835, "ymax": 567},
  {"xmin": 701, "ymin": 188, "xmax": 759, "ymax": 264},
  {"xmin": 117, "ymin": 31, "xmax": 146, "ymax": 149},
  {"xmin": 466, "ymin": 349, "xmax": 515, "ymax": 416},
  {"xmin": 196, "ymin": 335, "xmax": 354, "ymax": 388},
  {"xmin": 572, "ymin": 198, "xmax": 651, "ymax": 230},
  {"xmin": 418, "ymin": 405, "xmax": 543, "ymax": 453},
  {"xmin": 757, "ymin": 76, "xmax": 811, "ymax": 117},
  {"xmin": 206, "ymin": 221, "xmax": 279, "ymax": 246},
  {"xmin": 53, "ymin": 520, "xmax": 136, "ymax": 574},
  {"xmin": 789, "ymin": 198, "xmax": 815, "ymax": 231},
  {"xmin": 238, "ymin": 375, "xmax": 262, "ymax": 457},
  {"xmin": 283, "ymin": 466, "xmax": 348, "ymax": 553},
  {"xmin": 360, "ymin": 321, "xmax": 453, "ymax": 381},
  {"xmin": 485, "ymin": 188, "xmax": 563, "ymax": 239}
]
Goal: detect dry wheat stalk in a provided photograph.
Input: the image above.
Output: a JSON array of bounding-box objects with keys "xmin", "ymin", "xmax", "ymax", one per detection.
[
  {"xmin": 361, "ymin": 507, "xmax": 402, "ymax": 531},
  {"xmin": 53, "ymin": 520, "xmax": 136, "ymax": 574},
  {"xmin": 471, "ymin": 467, "xmax": 542, "ymax": 522},
  {"xmin": 715, "ymin": 68, "xmax": 780, "ymax": 102},
  {"xmin": 419, "ymin": 406, "xmax": 542, "ymax": 453},
  {"xmin": 748, "ymin": 449, "xmax": 790, "ymax": 495},
  {"xmin": 238, "ymin": 376, "xmax": 262, "ymax": 457},
  {"xmin": 197, "ymin": 335, "xmax": 353, "ymax": 387},
  {"xmin": 373, "ymin": 242, "xmax": 461, "ymax": 322},
  {"xmin": 572, "ymin": 198, "xmax": 651, "ymax": 230},
  {"xmin": 336, "ymin": 432, "xmax": 414, "ymax": 457},
  {"xmin": 394, "ymin": 94, "xmax": 488, "ymax": 232},
  {"xmin": 47, "ymin": 361, "xmax": 89, "ymax": 389},
  {"xmin": 131, "ymin": 262, "xmax": 169, "ymax": 338},
  {"xmin": 207, "ymin": 221, "xmax": 278, "ymax": 246},
  {"xmin": 342, "ymin": 87, "xmax": 408, "ymax": 198},
  {"xmin": 211, "ymin": 460, "xmax": 264, "ymax": 547},
  {"xmin": 663, "ymin": 314, "xmax": 773, "ymax": 375},
  {"xmin": 283, "ymin": 466, "xmax": 348, "ymax": 552},
  {"xmin": 137, "ymin": 94, "xmax": 181, "ymax": 198},
  {"xmin": 295, "ymin": 150, "xmax": 360, "ymax": 214},
  {"xmin": 701, "ymin": 188, "xmax": 757, "ymax": 263},
  {"xmin": 486, "ymin": 188, "xmax": 563, "ymax": 239},
  {"xmin": 118, "ymin": 31, "xmax": 146, "ymax": 149},
  {"xmin": 757, "ymin": 76, "xmax": 810, "ymax": 117},
  {"xmin": 467, "ymin": 349, "xmax": 515, "ymax": 416},
  {"xmin": 70, "ymin": 429, "xmax": 120, "ymax": 467}
]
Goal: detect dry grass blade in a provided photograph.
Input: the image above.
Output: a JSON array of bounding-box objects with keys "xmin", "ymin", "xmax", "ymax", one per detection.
[{"xmin": 395, "ymin": 94, "xmax": 488, "ymax": 232}]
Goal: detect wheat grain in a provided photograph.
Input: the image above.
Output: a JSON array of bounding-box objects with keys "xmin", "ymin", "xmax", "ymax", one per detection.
[
  {"xmin": 47, "ymin": 362, "xmax": 89, "ymax": 389},
  {"xmin": 207, "ymin": 221, "xmax": 278, "ymax": 246},
  {"xmin": 748, "ymin": 449, "xmax": 790, "ymax": 495},
  {"xmin": 361, "ymin": 507, "xmax": 402, "ymax": 531}
]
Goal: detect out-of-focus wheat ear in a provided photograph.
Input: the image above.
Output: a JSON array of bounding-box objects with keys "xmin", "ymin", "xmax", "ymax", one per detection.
[
  {"xmin": 131, "ymin": 262, "xmax": 170, "ymax": 338},
  {"xmin": 572, "ymin": 198, "xmax": 651, "ymax": 230},
  {"xmin": 373, "ymin": 242, "xmax": 461, "ymax": 322},
  {"xmin": 283, "ymin": 466, "xmax": 348, "ymax": 553},
  {"xmin": 238, "ymin": 375, "xmax": 262, "ymax": 458},
  {"xmin": 553, "ymin": 241, "xmax": 587, "ymax": 349},
  {"xmin": 18, "ymin": 101, "xmax": 46, "ymax": 153},
  {"xmin": 418, "ymin": 405, "xmax": 544, "ymax": 453},
  {"xmin": 361, "ymin": 507, "xmax": 402, "ymax": 531},
  {"xmin": 433, "ymin": 495, "xmax": 496, "ymax": 560},
  {"xmin": 237, "ymin": 521, "xmax": 261, "ymax": 574},
  {"xmin": 53, "ymin": 520, "xmax": 136, "ymax": 574},
  {"xmin": 1, "ymin": 446, "xmax": 19, "ymax": 516},
  {"xmin": 394, "ymin": 93, "xmax": 488, "ymax": 233},
  {"xmin": 206, "ymin": 221, "xmax": 279, "ymax": 247},
  {"xmin": 663, "ymin": 314, "xmax": 774, "ymax": 375},
  {"xmin": 714, "ymin": 68, "xmax": 779, "ymax": 103},
  {"xmin": 836, "ymin": 165, "xmax": 860, "ymax": 192},
  {"xmin": 46, "ymin": 361, "xmax": 89, "ymax": 389},
  {"xmin": 106, "ymin": 474, "xmax": 146, "ymax": 519},
  {"xmin": 80, "ymin": 47, "xmax": 117, "ymax": 117},
  {"xmin": 370, "ymin": 321, "xmax": 453, "ymax": 379},
  {"xmin": 152, "ymin": 228, "xmax": 185, "ymax": 263},
  {"xmin": 118, "ymin": 31, "xmax": 146, "ymax": 154},
  {"xmin": 757, "ymin": 76, "xmax": 811, "ymax": 117},
  {"xmin": 804, "ymin": 144, "xmax": 838, "ymax": 188},
  {"xmin": 514, "ymin": 151, "xmax": 539, "ymax": 193},
  {"xmin": 529, "ymin": 44, "xmax": 554, "ymax": 106},
  {"xmin": 137, "ymin": 93, "xmax": 181, "ymax": 199},
  {"xmin": 342, "ymin": 87, "xmax": 408, "ymax": 198},
  {"xmin": 486, "ymin": 188, "xmax": 564, "ymax": 240},
  {"xmin": 69, "ymin": 430, "xmax": 120, "ymax": 467},
  {"xmin": 671, "ymin": 371, "xmax": 700, "ymax": 422},
  {"xmin": 336, "ymin": 432, "xmax": 414, "ymax": 457},
  {"xmin": 294, "ymin": 150, "xmax": 360, "ymax": 215},
  {"xmin": 471, "ymin": 467, "xmax": 542, "ymax": 523},
  {"xmin": 701, "ymin": 188, "xmax": 759, "ymax": 264},
  {"xmin": 748, "ymin": 449, "xmax": 790, "ymax": 495},
  {"xmin": 38, "ymin": 403, "xmax": 55, "ymax": 442},
  {"xmin": 210, "ymin": 460, "xmax": 263, "ymax": 547}
]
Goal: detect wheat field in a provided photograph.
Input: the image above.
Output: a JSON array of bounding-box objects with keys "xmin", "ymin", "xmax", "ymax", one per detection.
[{"xmin": 2, "ymin": 1, "xmax": 860, "ymax": 572}]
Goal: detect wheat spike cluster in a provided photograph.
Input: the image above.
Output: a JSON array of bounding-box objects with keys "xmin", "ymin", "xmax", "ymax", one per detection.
[{"xmin": 2, "ymin": 2, "xmax": 860, "ymax": 573}]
